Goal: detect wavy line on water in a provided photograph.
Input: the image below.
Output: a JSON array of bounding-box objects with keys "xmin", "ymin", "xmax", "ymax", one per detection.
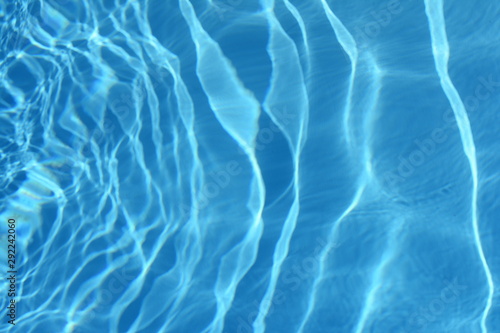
[
  {"xmin": 424, "ymin": 1, "xmax": 494, "ymax": 331},
  {"xmin": 297, "ymin": 51, "xmax": 381, "ymax": 333},
  {"xmin": 295, "ymin": 3, "xmax": 362, "ymax": 331},
  {"xmin": 60, "ymin": 11, "xmax": 166, "ymax": 327},
  {"xmin": 154, "ymin": 51, "xmax": 205, "ymax": 333},
  {"xmin": 251, "ymin": 0, "xmax": 309, "ymax": 331},
  {"xmin": 319, "ymin": 0, "xmax": 358, "ymax": 148},
  {"xmin": 107, "ymin": 3, "xmax": 166, "ymax": 166},
  {"xmin": 104, "ymin": 141, "xmax": 150, "ymax": 332},
  {"xmin": 100, "ymin": 5, "xmax": 209, "ymax": 330},
  {"xmin": 11, "ymin": 2, "xmax": 210, "ymax": 331},
  {"xmin": 352, "ymin": 56, "xmax": 384, "ymax": 332},
  {"xmin": 180, "ymin": 0, "xmax": 261, "ymax": 147},
  {"xmin": 77, "ymin": 19, "xmax": 176, "ymax": 326},
  {"xmin": 358, "ymin": 54, "xmax": 382, "ymax": 177},
  {"xmin": 2, "ymin": 2, "xmax": 209, "ymax": 331},
  {"xmin": 282, "ymin": 0, "xmax": 311, "ymax": 73},
  {"xmin": 353, "ymin": 217, "xmax": 402, "ymax": 333},
  {"xmin": 146, "ymin": 56, "xmax": 204, "ymax": 333},
  {"xmin": 126, "ymin": 43, "xmax": 206, "ymax": 333},
  {"xmin": 297, "ymin": 183, "xmax": 366, "ymax": 333},
  {"xmin": 178, "ymin": 1, "xmax": 266, "ymax": 332}
]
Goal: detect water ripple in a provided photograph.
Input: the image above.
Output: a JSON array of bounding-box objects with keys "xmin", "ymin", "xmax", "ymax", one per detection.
[{"xmin": 1, "ymin": 1, "xmax": 499, "ymax": 332}]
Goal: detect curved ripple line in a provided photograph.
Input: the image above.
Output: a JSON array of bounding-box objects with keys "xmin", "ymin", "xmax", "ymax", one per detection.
[
  {"xmin": 117, "ymin": 5, "xmax": 207, "ymax": 330},
  {"xmin": 282, "ymin": 0, "xmax": 311, "ymax": 71},
  {"xmin": 179, "ymin": 0, "xmax": 261, "ymax": 148},
  {"xmin": 424, "ymin": 1, "xmax": 494, "ymax": 331},
  {"xmin": 115, "ymin": 5, "xmax": 208, "ymax": 330},
  {"xmin": 319, "ymin": 0, "xmax": 358, "ymax": 148},
  {"xmin": 353, "ymin": 220, "xmax": 402, "ymax": 333},
  {"xmin": 297, "ymin": 184, "xmax": 366, "ymax": 333},
  {"xmin": 128, "ymin": 44, "xmax": 206, "ymax": 333},
  {"xmin": 252, "ymin": 0, "xmax": 309, "ymax": 331},
  {"xmin": 297, "ymin": 52, "xmax": 381, "ymax": 333},
  {"xmin": 179, "ymin": 1, "xmax": 266, "ymax": 332}
]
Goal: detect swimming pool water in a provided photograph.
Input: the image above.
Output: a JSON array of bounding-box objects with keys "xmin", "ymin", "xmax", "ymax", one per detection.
[{"xmin": 1, "ymin": 0, "xmax": 500, "ymax": 332}]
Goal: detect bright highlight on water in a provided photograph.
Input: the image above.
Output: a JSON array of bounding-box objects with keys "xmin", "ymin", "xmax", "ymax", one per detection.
[{"xmin": 1, "ymin": 0, "xmax": 499, "ymax": 332}]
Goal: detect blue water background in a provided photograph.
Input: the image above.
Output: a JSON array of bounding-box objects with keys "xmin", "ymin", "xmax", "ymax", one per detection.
[{"xmin": 1, "ymin": 0, "xmax": 500, "ymax": 332}]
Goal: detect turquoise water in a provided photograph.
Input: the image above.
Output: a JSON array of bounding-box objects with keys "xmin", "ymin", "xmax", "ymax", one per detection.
[{"xmin": 1, "ymin": 0, "xmax": 500, "ymax": 332}]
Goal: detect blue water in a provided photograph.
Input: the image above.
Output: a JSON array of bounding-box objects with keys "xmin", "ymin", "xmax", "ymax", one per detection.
[{"xmin": 1, "ymin": 0, "xmax": 500, "ymax": 332}]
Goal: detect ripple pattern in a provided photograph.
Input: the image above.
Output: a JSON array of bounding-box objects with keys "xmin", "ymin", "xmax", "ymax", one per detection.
[{"xmin": 1, "ymin": 1, "xmax": 500, "ymax": 333}]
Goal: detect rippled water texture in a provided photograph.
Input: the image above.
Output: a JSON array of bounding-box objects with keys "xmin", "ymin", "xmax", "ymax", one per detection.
[{"xmin": 1, "ymin": 0, "xmax": 500, "ymax": 332}]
